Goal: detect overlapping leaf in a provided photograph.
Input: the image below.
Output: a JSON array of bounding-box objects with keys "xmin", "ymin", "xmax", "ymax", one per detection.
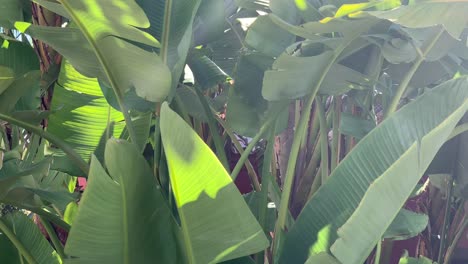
[
  {"xmin": 280, "ymin": 77, "xmax": 468, "ymax": 263},
  {"xmin": 160, "ymin": 103, "xmax": 269, "ymax": 263},
  {"xmin": 64, "ymin": 139, "xmax": 184, "ymax": 263},
  {"xmin": 47, "ymin": 60, "xmax": 124, "ymax": 161}
]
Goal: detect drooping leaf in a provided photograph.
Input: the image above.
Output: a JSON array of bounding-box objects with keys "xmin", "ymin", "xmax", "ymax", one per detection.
[
  {"xmin": 0, "ymin": 70, "xmax": 41, "ymax": 114},
  {"xmin": 193, "ymin": 0, "xmax": 225, "ymax": 45},
  {"xmin": 339, "ymin": 112, "xmax": 376, "ymax": 139},
  {"xmin": 137, "ymin": 0, "xmax": 202, "ymax": 91},
  {"xmin": 245, "ymin": 15, "xmax": 295, "ymax": 57},
  {"xmin": 366, "ymin": 0, "xmax": 468, "ymax": 39},
  {"xmin": 64, "ymin": 139, "xmax": 184, "ymax": 263},
  {"xmin": 226, "ymin": 53, "xmax": 273, "ymax": 136},
  {"xmin": 262, "ymin": 40, "xmax": 373, "ymax": 100},
  {"xmin": 160, "ymin": 103, "xmax": 269, "ymax": 263},
  {"xmin": 280, "ymin": 77, "xmax": 468, "ymax": 263},
  {"xmin": 0, "ymin": 157, "xmax": 51, "ymax": 181},
  {"xmin": 187, "ymin": 52, "xmax": 228, "ymax": 91},
  {"xmin": 0, "ymin": 212, "xmax": 61, "ymax": 264},
  {"xmin": 383, "ymin": 209, "xmax": 428, "ymax": 241}
]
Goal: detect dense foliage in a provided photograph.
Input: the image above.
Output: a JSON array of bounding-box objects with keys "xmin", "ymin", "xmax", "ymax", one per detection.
[{"xmin": 0, "ymin": 0, "xmax": 467, "ymax": 263}]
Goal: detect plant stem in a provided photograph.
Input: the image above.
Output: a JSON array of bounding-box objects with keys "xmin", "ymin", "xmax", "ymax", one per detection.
[
  {"xmin": 38, "ymin": 216, "xmax": 66, "ymax": 260},
  {"xmin": 256, "ymin": 129, "xmax": 275, "ymax": 264},
  {"xmin": 216, "ymin": 116, "xmax": 260, "ymax": 191},
  {"xmin": 194, "ymin": 87, "xmax": 230, "ymax": 172},
  {"xmin": 384, "ymin": 27, "xmax": 445, "ymax": 118},
  {"xmin": 444, "ymin": 215, "xmax": 468, "ymax": 264},
  {"xmin": 331, "ymin": 96, "xmax": 341, "ymax": 172},
  {"xmin": 230, "ymin": 115, "xmax": 276, "ymax": 180},
  {"xmin": 0, "ymin": 113, "xmax": 89, "ymax": 175},
  {"xmin": 316, "ymin": 99, "xmax": 329, "ymax": 182},
  {"xmin": 160, "ymin": 0, "xmax": 172, "ymax": 65},
  {"xmin": 375, "ymin": 240, "xmax": 382, "ymax": 264},
  {"xmin": 0, "ymin": 218, "xmax": 38, "ymax": 264},
  {"xmin": 274, "ymin": 94, "xmax": 315, "ymax": 254},
  {"xmin": 153, "ymin": 117, "xmax": 161, "ymax": 178},
  {"xmin": 307, "ymin": 167, "xmax": 322, "ymax": 201},
  {"xmin": 438, "ymin": 175, "xmax": 454, "ymax": 263}
]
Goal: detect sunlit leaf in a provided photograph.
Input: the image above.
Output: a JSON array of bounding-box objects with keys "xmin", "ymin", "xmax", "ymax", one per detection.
[{"xmin": 160, "ymin": 103, "xmax": 269, "ymax": 263}]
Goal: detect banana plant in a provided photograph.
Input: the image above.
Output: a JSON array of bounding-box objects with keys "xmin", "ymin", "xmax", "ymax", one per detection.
[{"xmin": 0, "ymin": 0, "xmax": 467, "ymax": 264}]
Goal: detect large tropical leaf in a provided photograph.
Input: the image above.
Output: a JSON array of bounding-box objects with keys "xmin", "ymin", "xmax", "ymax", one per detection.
[
  {"xmin": 0, "ymin": 0, "xmax": 23, "ymax": 26},
  {"xmin": 0, "ymin": 212, "xmax": 61, "ymax": 264},
  {"xmin": 64, "ymin": 139, "xmax": 184, "ymax": 263},
  {"xmin": 226, "ymin": 53, "xmax": 273, "ymax": 136},
  {"xmin": 366, "ymin": 0, "xmax": 468, "ymax": 39},
  {"xmin": 0, "ymin": 40, "xmax": 39, "ymax": 76},
  {"xmin": 245, "ymin": 15, "xmax": 295, "ymax": 57},
  {"xmin": 48, "ymin": 60, "xmax": 124, "ymax": 161},
  {"xmin": 27, "ymin": 0, "xmax": 172, "ymax": 103},
  {"xmin": 279, "ymin": 77, "xmax": 468, "ymax": 263},
  {"xmin": 160, "ymin": 103, "xmax": 269, "ymax": 263}
]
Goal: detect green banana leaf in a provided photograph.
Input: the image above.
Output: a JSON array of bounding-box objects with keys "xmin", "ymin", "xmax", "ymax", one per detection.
[
  {"xmin": 187, "ymin": 52, "xmax": 228, "ymax": 91},
  {"xmin": 25, "ymin": 0, "xmax": 172, "ymax": 104},
  {"xmin": 383, "ymin": 209, "xmax": 428, "ymax": 241},
  {"xmin": 0, "ymin": 66, "xmax": 14, "ymax": 95},
  {"xmin": 160, "ymin": 103, "xmax": 269, "ymax": 263},
  {"xmin": 137, "ymin": 0, "xmax": 202, "ymax": 91},
  {"xmin": 245, "ymin": 15, "xmax": 295, "ymax": 57},
  {"xmin": 0, "ymin": 40, "xmax": 39, "ymax": 76},
  {"xmin": 64, "ymin": 139, "xmax": 184, "ymax": 263},
  {"xmin": 0, "ymin": 0, "xmax": 24, "ymax": 26},
  {"xmin": 279, "ymin": 77, "xmax": 468, "ymax": 263},
  {"xmin": 226, "ymin": 53, "xmax": 273, "ymax": 136},
  {"xmin": 0, "ymin": 212, "xmax": 61, "ymax": 264},
  {"xmin": 366, "ymin": 0, "xmax": 468, "ymax": 39},
  {"xmin": 304, "ymin": 252, "xmax": 340, "ymax": 264},
  {"xmin": 399, "ymin": 256, "xmax": 435, "ymax": 264},
  {"xmin": 48, "ymin": 60, "xmax": 124, "ymax": 161}
]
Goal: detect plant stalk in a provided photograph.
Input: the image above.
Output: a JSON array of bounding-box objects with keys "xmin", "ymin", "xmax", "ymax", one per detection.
[
  {"xmin": 39, "ymin": 216, "xmax": 66, "ymax": 260},
  {"xmin": 316, "ymin": 99, "xmax": 329, "ymax": 182},
  {"xmin": 331, "ymin": 96, "xmax": 341, "ymax": 172},
  {"xmin": 194, "ymin": 87, "xmax": 230, "ymax": 172},
  {"xmin": 230, "ymin": 114, "xmax": 277, "ymax": 180},
  {"xmin": 0, "ymin": 218, "xmax": 38, "ymax": 264},
  {"xmin": 256, "ymin": 129, "xmax": 275, "ymax": 264},
  {"xmin": 216, "ymin": 116, "xmax": 261, "ymax": 191},
  {"xmin": 374, "ymin": 240, "xmax": 382, "ymax": 264},
  {"xmin": 438, "ymin": 175, "xmax": 454, "ymax": 263},
  {"xmin": 444, "ymin": 215, "xmax": 468, "ymax": 264}
]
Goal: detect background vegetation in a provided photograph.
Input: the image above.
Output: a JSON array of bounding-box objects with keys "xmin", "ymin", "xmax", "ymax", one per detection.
[{"xmin": 0, "ymin": 0, "xmax": 467, "ymax": 263}]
